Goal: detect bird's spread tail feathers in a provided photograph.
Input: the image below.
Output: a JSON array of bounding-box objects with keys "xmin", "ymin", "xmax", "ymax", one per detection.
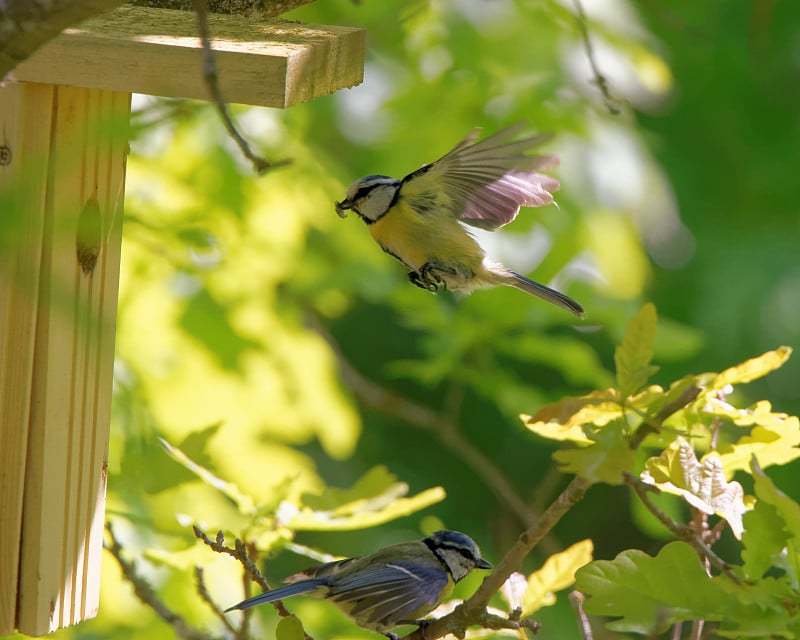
[
  {"xmin": 225, "ymin": 578, "xmax": 327, "ymax": 612},
  {"xmin": 507, "ymin": 271, "xmax": 584, "ymax": 317}
]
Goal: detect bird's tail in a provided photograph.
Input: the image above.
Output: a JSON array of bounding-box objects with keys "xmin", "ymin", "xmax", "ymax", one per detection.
[
  {"xmin": 225, "ymin": 578, "xmax": 327, "ymax": 612},
  {"xmin": 506, "ymin": 270, "xmax": 584, "ymax": 317}
]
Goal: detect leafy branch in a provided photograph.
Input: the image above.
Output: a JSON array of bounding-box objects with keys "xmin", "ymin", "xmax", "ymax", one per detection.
[
  {"xmin": 107, "ymin": 304, "xmax": 800, "ymax": 639},
  {"xmin": 307, "ymin": 313, "xmax": 548, "ymax": 536},
  {"xmin": 104, "ymin": 522, "xmax": 217, "ymax": 640}
]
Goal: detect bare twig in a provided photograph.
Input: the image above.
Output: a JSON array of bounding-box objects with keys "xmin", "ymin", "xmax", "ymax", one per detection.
[
  {"xmin": 569, "ymin": 591, "xmax": 593, "ymax": 640},
  {"xmin": 628, "ymin": 385, "xmax": 702, "ymax": 450},
  {"xmin": 623, "ymin": 473, "xmax": 740, "ymax": 584},
  {"xmin": 572, "ymin": 0, "xmax": 621, "ymax": 115},
  {"xmin": 192, "ymin": 526, "xmax": 312, "ymax": 636},
  {"xmin": 193, "ymin": 0, "xmax": 290, "ymax": 173},
  {"xmin": 105, "ymin": 522, "xmax": 216, "ymax": 640},
  {"xmin": 193, "ymin": 527, "xmax": 271, "ymax": 592},
  {"xmin": 195, "ymin": 566, "xmax": 238, "ymax": 634}
]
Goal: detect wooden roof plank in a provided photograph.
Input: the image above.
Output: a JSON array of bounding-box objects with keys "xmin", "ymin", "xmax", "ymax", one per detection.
[{"xmin": 12, "ymin": 5, "xmax": 365, "ymax": 107}]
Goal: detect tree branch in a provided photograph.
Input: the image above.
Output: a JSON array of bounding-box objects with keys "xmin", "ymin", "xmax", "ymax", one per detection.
[
  {"xmin": 105, "ymin": 522, "xmax": 217, "ymax": 640},
  {"xmin": 404, "ymin": 476, "xmax": 591, "ymax": 640},
  {"xmin": 1, "ymin": 0, "xmax": 126, "ymax": 78},
  {"xmin": 130, "ymin": 0, "xmax": 314, "ymax": 15}
]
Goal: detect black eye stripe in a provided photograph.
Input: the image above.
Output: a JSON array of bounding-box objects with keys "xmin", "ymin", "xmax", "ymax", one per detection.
[
  {"xmin": 438, "ymin": 543, "xmax": 475, "ymax": 559},
  {"xmin": 357, "ymin": 182, "xmax": 390, "ymax": 198}
]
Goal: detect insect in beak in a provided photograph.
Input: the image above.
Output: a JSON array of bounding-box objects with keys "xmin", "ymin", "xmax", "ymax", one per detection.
[{"xmin": 335, "ymin": 200, "xmax": 352, "ymax": 218}]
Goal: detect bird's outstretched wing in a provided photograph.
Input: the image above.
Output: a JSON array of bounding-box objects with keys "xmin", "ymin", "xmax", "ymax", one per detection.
[
  {"xmin": 327, "ymin": 561, "xmax": 448, "ymax": 627},
  {"xmin": 399, "ymin": 122, "xmax": 560, "ymax": 230}
]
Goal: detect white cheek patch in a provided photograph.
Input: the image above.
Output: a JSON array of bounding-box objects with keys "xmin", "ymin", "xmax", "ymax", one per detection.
[{"xmin": 361, "ymin": 187, "xmax": 396, "ymax": 221}]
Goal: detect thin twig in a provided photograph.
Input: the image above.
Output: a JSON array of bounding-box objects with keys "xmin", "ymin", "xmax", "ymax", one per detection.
[
  {"xmin": 195, "ymin": 566, "xmax": 238, "ymax": 634},
  {"xmin": 105, "ymin": 523, "xmax": 216, "ymax": 640},
  {"xmin": 192, "ymin": 526, "xmax": 312, "ymax": 636},
  {"xmin": 569, "ymin": 591, "xmax": 593, "ymax": 640},
  {"xmin": 628, "ymin": 385, "xmax": 702, "ymax": 450},
  {"xmin": 623, "ymin": 473, "xmax": 741, "ymax": 585},
  {"xmin": 572, "ymin": 0, "xmax": 621, "ymax": 115},
  {"xmin": 193, "ymin": 0, "xmax": 290, "ymax": 174}
]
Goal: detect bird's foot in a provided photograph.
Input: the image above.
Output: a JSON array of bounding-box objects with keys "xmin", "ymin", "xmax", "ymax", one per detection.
[
  {"xmin": 408, "ymin": 269, "xmax": 439, "ymax": 292},
  {"xmin": 409, "ymin": 262, "xmax": 458, "ymax": 293},
  {"xmin": 394, "ymin": 619, "xmax": 433, "ymax": 638}
]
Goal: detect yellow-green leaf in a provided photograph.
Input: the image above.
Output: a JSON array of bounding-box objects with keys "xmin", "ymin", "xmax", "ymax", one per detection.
[
  {"xmin": 276, "ymin": 616, "xmax": 306, "ymax": 640},
  {"xmin": 643, "ymin": 439, "xmax": 746, "ymax": 538},
  {"xmin": 302, "ymin": 465, "xmax": 404, "ymax": 512},
  {"xmin": 288, "ymin": 486, "xmax": 446, "ymax": 531},
  {"xmin": 750, "ymin": 457, "xmax": 800, "ymax": 583},
  {"xmin": 751, "ymin": 457, "xmax": 800, "ymax": 540},
  {"xmin": 717, "ymin": 405, "xmax": 800, "ymax": 473},
  {"xmin": 522, "ymin": 390, "xmax": 621, "ymax": 444},
  {"xmin": 159, "ymin": 437, "xmax": 256, "ymax": 515},
  {"xmin": 553, "ymin": 422, "xmax": 635, "ymax": 484},
  {"xmin": 713, "ymin": 346, "xmax": 792, "ymax": 389},
  {"xmin": 522, "ymin": 539, "xmax": 594, "ymax": 616},
  {"xmin": 615, "ymin": 304, "xmax": 659, "ymax": 398}
]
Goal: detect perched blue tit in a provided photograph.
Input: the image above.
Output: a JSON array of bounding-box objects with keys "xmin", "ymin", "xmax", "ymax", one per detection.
[
  {"xmin": 225, "ymin": 530, "xmax": 492, "ymax": 639},
  {"xmin": 335, "ymin": 123, "xmax": 583, "ymax": 316}
]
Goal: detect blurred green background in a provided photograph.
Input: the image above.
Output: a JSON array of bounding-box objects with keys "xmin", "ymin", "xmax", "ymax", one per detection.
[{"xmin": 14, "ymin": 0, "xmax": 799, "ymax": 638}]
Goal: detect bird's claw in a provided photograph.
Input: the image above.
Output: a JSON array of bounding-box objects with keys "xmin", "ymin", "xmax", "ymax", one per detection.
[
  {"xmin": 409, "ymin": 262, "xmax": 455, "ymax": 293},
  {"xmin": 409, "ymin": 269, "xmax": 441, "ymax": 292}
]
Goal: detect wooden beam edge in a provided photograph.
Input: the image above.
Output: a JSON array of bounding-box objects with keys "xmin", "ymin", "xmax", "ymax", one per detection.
[{"xmin": 11, "ymin": 5, "xmax": 365, "ymax": 108}]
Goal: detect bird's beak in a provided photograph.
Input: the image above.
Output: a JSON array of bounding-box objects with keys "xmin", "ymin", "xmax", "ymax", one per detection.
[
  {"xmin": 335, "ymin": 199, "xmax": 352, "ymax": 218},
  {"xmin": 476, "ymin": 558, "xmax": 493, "ymax": 570}
]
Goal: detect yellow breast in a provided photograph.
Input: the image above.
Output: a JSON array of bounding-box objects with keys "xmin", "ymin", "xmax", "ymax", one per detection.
[{"xmin": 368, "ymin": 200, "xmax": 484, "ymax": 275}]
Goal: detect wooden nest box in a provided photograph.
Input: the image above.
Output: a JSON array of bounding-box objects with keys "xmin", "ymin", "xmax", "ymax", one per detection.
[{"xmin": 0, "ymin": 6, "xmax": 364, "ymax": 635}]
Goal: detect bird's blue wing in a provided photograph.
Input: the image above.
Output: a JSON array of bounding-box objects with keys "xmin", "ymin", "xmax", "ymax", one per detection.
[
  {"xmin": 399, "ymin": 123, "xmax": 560, "ymax": 231},
  {"xmin": 326, "ymin": 561, "xmax": 449, "ymax": 627}
]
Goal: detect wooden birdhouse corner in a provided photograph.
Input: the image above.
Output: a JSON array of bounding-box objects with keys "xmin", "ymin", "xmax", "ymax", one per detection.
[{"xmin": 0, "ymin": 5, "xmax": 364, "ymax": 635}]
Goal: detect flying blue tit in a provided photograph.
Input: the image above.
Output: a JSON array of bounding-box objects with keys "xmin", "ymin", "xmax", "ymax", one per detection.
[
  {"xmin": 225, "ymin": 530, "xmax": 492, "ymax": 639},
  {"xmin": 335, "ymin": 123, "xmax": 584, "ymax": 316}
]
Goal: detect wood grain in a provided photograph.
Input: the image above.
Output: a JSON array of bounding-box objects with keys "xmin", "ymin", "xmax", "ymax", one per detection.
[
  {"xmin": 12, "ymin": 5, "xmax": 365, "ymax": 107},
  {"xmin": 0, "ymin": 82, "xmax": 130, "ymax": 635},
  {"xmin": 0, "ymin": 81, "xmax": 55, "ymax": 638}
]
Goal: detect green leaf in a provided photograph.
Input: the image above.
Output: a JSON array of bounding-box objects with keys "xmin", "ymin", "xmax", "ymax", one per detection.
[
  {"xmin": 552, "ymin": 421, "xmax": 635, "ymax": 484},
  {"xmin": 276, "ymin": 616, "xmax": 306, "ymax": 640},
  {"xmin": 159, "ymin": 437, "xmax": 256, "ymax": 514},
  {"xmin": 287, "ymin": 469, "xmax": 446, "ymax": 530},
  {"xmin": 522, "ymin": 539, "xmax": 593, "ymax": 616},
  {"xmin": 301, "ymin": 465, "xmax": 401, "ymax": 511},
  {"xmin": 615, "ymin": 303, "xmax": 659, "ymax": 398},
  {"xmin": 751, "ymin": 457, "xmax": 800, "ymax": 540},
  {"xmin": 577, "ymin": 541, "xmax": 798, "ymax": 637},
  {"xmin": 576, "ymin": 541, "xmax": 728, "ymax": 633},
  {"xmin": 741, "ymin": 499, "xmax": 789, "ymax": 580},
  {"xmin": 751, "ymin": 457, "xmax": 800, "ymax": 584},
  {"xmin": 712, "ymin": 346, "xmax": 792, "ymax": 390},
  {"xmin": 643, "ymin": 439, "xmax": 746, "ymax": 538}
]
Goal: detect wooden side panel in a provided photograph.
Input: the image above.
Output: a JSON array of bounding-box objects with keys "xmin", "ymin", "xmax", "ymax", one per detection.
[
  {"xmin": 0, "ymin": 81, "xmax": 55, "ymax": 638},
  {"xmin": 0, "ymin": 82, "xmax": 130, "ymax": 636}
]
